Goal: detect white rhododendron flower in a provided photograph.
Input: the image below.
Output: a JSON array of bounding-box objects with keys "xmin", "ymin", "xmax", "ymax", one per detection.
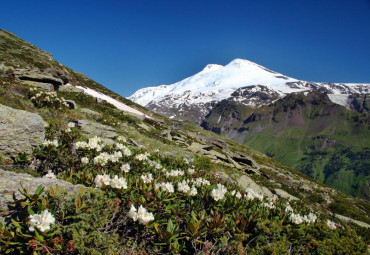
[
  {"xmin": 128, "ymin": 205, "xmax": 138, "ymax": 221},
  {"xmin": 117, "ymin": 136, "xmax": 127, "ymax": 143},
  {"xmin": 263, "ymin": 201, "xmax": 276, "ymax": 209},
  {"xmin": 188, "ymin": 168, "xmax": 195, "ymax": 174},
  {"xmin": 245, "ymin": 188, "xmax": 264, "ymax": 201},
  {"xmin": 141, "ymin": 173, "xmax": 153, "ymax": 183},
  {"xmin": 122, "ymin": 147, "xmax": 132, "ymax": 156},
  {"xmin": 44, "ymin": 170, "xmax": 56, "ymax": 179},
  {"xmin": 43, "ymin": 139, "xmax": 58, "ymax": 147},
  {"xmin": 235, "ymin": 191, "xmax": 242, "ymax": 199},
  {"xmin": 290, "ymin": 213, "xmax": 304, "ymax": 225},
  {"xmin": 189, "ymin": 186, "xmax": 198, "ymax": 196},
  {"xmin": 303, "ymin": 213, "xmax": 317, "ymax": 224},
  {"xmin": 137, "ymin": 205, "xmax": 155, "ymax": 224},
  {"xmin": 120, "ymin": 163, "xmax": 131, "ymax": 173},
  {"xmin": 165, "ymin": 169, "xmax": 184, "ymax": 177},
  {"xmin": 211, "ymin": 184, "xmax": 228, "ymax": 201},
  {"xmin": 148, "ymin": 160, "xmax": 162, "ymax": 170},
  {"xmin": 285, "ymin": 203, "xmax": 293, "ymax": 213},
  {"xmin": 192, "ymin": 177, "xmax": 211, "ymax": 187},
  {"xmin": 68, "ymin": 122, "xmax": 75, "ymax": 128},
  {"xmin": 28, "ymin": 210, "xmax": 55, "ymax": 232},
  {"xmin": 128, "ymin": 204, "xmax": 154, "ymax": 225},
  {"xmin": 327, "ymin": 219, "xmax": 337, "ymax": 230},
  {"xmin": 135, "ymin": 153, "xmax": 148, "ymax": 161},
  {"xmin": 177, "ymin": 180, "xmax": 190, "ymax": 193},
  {"xmin": 81, "ymin": 157, "xmax": 89, "ymax": 164},
  {"xmin": 155, "ymin": 182, "xmax": 175, "ymax": 193},
  {"xmin": 95, "ymin": 174, "xmax": 111, "ymax": 188},
  {"xmin": 75, "ymin": 136, "xmax": 103, "ymax": 151},
  {"xmin": 116, "ymin": 143, "xmax": 132, "ymax": 156},
  {"xmin": 110, "ymin": 175, "xmax": 128, "ymax": 189}
]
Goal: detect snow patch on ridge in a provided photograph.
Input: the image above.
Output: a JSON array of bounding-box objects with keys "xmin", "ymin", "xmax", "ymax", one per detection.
[{"xmin": 76, "ymin": 86, "xmax": 147, "ymax": 117}]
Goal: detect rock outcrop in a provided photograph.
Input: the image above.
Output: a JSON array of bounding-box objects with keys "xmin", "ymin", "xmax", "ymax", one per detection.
[
  {"xmin": 0, "ymin": 169, "xmax": 86, "ymax": 212},
  {"xmin": 77, "ymin": 119, "xmax": 117, "ymax": 139},
  {"xmin": 0, "ymin": 104, "xmax": 46, "ymax": 158}
]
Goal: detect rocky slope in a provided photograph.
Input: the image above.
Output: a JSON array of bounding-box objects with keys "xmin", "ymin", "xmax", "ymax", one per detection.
[{"xmin": 129, "ymin": 58, "xmax": 370, "ymax": 124}]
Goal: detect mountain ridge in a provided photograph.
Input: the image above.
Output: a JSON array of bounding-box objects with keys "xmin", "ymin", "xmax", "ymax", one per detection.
[{"xmin": 129, "ymin": 58, "xmax": 369, "ymax": 124}]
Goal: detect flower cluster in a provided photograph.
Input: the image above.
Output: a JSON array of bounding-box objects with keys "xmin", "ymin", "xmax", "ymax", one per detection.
[
  {"xmin": 94, "ymin": 174, "xmax": 127, "ymax": 189},
  {"xmin": 135, "ymin": 153, "xmax": 149, "ymax": 161},
  {"xmin": 192, "ymin": 177, "xmax": 211, "ymax": 187},
  {"xmin": 141, "ymin": 173, "xmax": 153, "ymax": 183},
  {"xmin": 177, "ymin": 180, "xmax": 197, "ymax": 196},
  {"xmin": 245, "ymin": 188, "xmax": 264, "ymax": 201},
  {"xmin": 28, "ymin": 209, "xmax": 55, "ymax": 232},
  {"xmin": 120, "ymin": 163, "xmax": 131, "ymax": 173},
  {"xmin": 128, "ymin": 204, "xmax": 154, "ymax": 225},
  {"xmin": 165, "ymin": 169, "xmax": 184, "ymax": 177},
  {"xmin": 155, "ymin": 182, "xmax": 175, "ymax": 193},
  {"xmin": 44, "ymin": 170, "xmax": 56, "ymax": 179},
  {"xmin": 93, "ymin": 151, "xmax": 122, "ymax": 166},
  {"xmin": 230, "ymin": 190, "xmax": 242, "ymax": 199},
  {"xmin": 81, "ymin": 157, "xmax": 89, "ymax": 164},
  {"xmin": 28, "ymin": 88, "xmax": 69, "ymax": 109},
  {"xmin": 211, "ymin": 184, "xmax": 228, "ymax": 201},
  {"xmin": 65, "ymin": 122, "xmax": 76, "ymax": 132},
  {"xmin": 43, "ymin": 139, "xmax": 58, "ymax": 147},
  {"xmin": 326, "ymin": 219, "xmax": 337, "ymax": 230},
  {"xmin": 75, "ymin": 136, "xmax": 103, "ymax": 151},
  {"xmin": 115, "ymin": 143, "xmax": 132, "ymax": 156},
  {"xmin": 289, "ymin": 212, "xmax": 317, "ymax": 225}
]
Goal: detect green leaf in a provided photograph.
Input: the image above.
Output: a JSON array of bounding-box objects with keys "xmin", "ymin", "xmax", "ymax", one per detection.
[
  {"xmin": 35, "ymin": 185, "xmax": 44, "ymax": 196},
  {"xmin": 34, "ymin": 229, "xmax": 44, "ymax": 241}
]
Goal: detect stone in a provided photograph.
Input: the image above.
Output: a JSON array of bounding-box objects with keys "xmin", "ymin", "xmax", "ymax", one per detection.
[
  {"xmin": 80, "ymin": 108, "xmax": 101, "ymax": 116},
  {"xmin": 187, "ymin": 142, "xmax": 210, "ymax": 153},
  {"xmin": 58, "ymin": 84, "xmax": 84, "ymax": 93},
  {"xmin": 21, "ymin": 80, "xmax": 53, "ymax": 91},
  {"xmin": 226, "ymin": 155, "xmax": 243, "ymax": 170},
  {"xmin": 0, "ymin": 104, "xmax": 46, "ymax": 157},
  {"xmin": 274, "ymin": 188, "xmax": 299, "ymax": 201},
  {"xmin": 65, "ymin": 100, "xmax": 77, "ymax": 109},
  {"xmin": 77, "ymin": 119, "xmax": 117, "ymax": 139},
  {"xmin": 214, "ymin": 171, "xmax": 235, "ymax": 184},
  {"xmin": 335, "ymin": 214, "xmax": 370, "ymax": 229},
  {"xmin": 161, "ymin": 130, "xmax": 172, "ymax": 141},
  {"xmin": 237, "ymin": 175, "xmax": 263, "ymax": 194},
  {"xmin": 261, "ymin": 187, "xmax": 274, "ymax": 198},
  {"xmin": 206, "ymin": 149, "xmax": 227, "ymax": 160},
  {"xmin": 0, "ymin": 169, "xmax": 87, "ymax": 212},
  {"xmin": 137, "ymin": 122, "xmax": 151, "ymax": 131},
  {"xmin": 18, "ymin": 74, "xmax": 63, "ymax": 90}
]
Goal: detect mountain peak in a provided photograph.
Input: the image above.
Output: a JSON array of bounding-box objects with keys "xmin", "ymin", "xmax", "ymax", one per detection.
[
  {"xmin": 201, "ymin": 64, "xmax": 223, "ymax": 72},
  {"xmin": 227, "ymin": 58, "xmax": 258, "ymax": 67}
]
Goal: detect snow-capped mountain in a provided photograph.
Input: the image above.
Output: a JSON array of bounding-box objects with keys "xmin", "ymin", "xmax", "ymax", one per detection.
[{"xmin": 129, "ymin": 58, "xmax": 370, "ymax": 123}]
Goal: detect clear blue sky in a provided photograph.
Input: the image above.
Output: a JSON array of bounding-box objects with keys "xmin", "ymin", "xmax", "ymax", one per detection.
[{"xmin": 1, "ymin": 0, "xmax": 370, "ymax": 97}]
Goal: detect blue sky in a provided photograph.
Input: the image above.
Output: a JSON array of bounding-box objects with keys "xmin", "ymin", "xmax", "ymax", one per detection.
[{"xmin": 1, "ymin": 0, "xmax": 370, "ymax": 97}]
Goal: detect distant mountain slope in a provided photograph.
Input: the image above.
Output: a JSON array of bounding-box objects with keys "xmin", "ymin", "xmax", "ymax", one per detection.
[
  {"xmin": 201, "ymin": 91, "xmax": 370, "ymax": 199},
  {"xmin": 129, "ymin": 58, "xmax": 370, "ymax": 124}
]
